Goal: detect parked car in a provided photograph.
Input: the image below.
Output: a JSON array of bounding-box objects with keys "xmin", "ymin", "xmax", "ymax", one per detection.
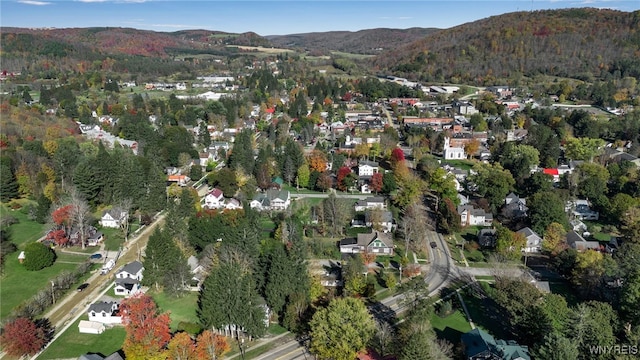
[
  {"xmin": 430, "ymin": 241, "xmax": 437, "ymax": 249},
  {"xmin": 90, "ymin": 253, "xmax": 102, "ymax": 260},
  {"xmin": 77, "ymin": 283, "xmax": 89, "ymax": 292}
]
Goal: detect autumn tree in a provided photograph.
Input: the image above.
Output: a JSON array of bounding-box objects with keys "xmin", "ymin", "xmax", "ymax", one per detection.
[
  {"xmin": 195, "ymin": 330, "xmax": 230, "ymax": 360},
  {"xmin": 496, "ymin": 225, "xmax": 526, "ymax": 261},
  {"xmin": 120, "ymin": 293, "xmax": 172, "ymax": 360},
  {"xmin": 336, "ymin": 166, "xmax": 355, "ymax": 191},
  {"xmin": 542, "ymin": 222, "xmax": 567, "ymax": 256},
  {"xmin": 0, "ymin": 317, "xmax": 47, "ymax": 356},
  {"xmin": 165, "ymin": 332, "xmax": 197, "ymax": 360},
  {"xmin": 464, "ymin": 139, "xmax": 480, "ymax": 158},
  {"xmin": 296, "ymin": 162, "xmax": 310, "ymax": 189},
  {"xmin": 309, "ymin": 297, "xmax": 376, "ymax": 360},
  {"xmin": 308, "ymin": 150, "xmax": 328, "ymax": 173},
  {"xmin": 370, "ymin": 172, "xmax": 383, "ymax": 194}
]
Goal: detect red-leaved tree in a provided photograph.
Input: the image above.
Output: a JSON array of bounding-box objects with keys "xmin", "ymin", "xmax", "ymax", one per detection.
[
  {"xmin": 0, "ymin": 317, "xmax": 46, "ymax": 356},
  {"xmin": 390, "ymin": 148, "xmax": 405, "ymax": 165},
  {"xmin": 370, "ymin": 172, "xmax": 383, "ymax": 194},
  {"xmin": 120, "ymin": 293, "xmax": 172, "ymax": 360},
  {"xmin": 336, "ymin": 166, "xmax": 353, "ymax": 191},
  {"xmin": 195, "ymin": 330, "xmax": 231, "ymax": 360}
]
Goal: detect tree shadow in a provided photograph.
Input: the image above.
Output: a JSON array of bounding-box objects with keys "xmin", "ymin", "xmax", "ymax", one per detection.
[{"xmin": 435, "ymin": 326, "xmax": 464, "ymax": 345}]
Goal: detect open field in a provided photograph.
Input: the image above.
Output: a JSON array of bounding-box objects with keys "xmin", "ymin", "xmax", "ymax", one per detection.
[
  {"xmin": 37, "ymin": 317, "xmax": 125, "ymax": 360},
  {"xmin": 228, "ymin": 45, "xmax": 295, "ymax": 53},
  {"xmin": 0, "ymin": 251, "xmax": 90, "ymax": 320},
  {"xmin": 1, "ymin": 202, "xmax": 45, "ymax": 246},
  {"xmin": 330, "ymin": 51, "xmax": 376, "ymax": 60},
  {"xmin": 151, "ymin": 290, "xmax": 200, "ymax": 331}
]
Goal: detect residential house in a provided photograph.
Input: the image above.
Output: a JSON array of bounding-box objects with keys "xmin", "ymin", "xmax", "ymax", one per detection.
[
  {"xmin": 516, "ymin": 227, "xmax": 542, "ymax": 253},
  {"xmin": 461, "ymin": 328, "xmax": 530, "ymax": 360},
  {"xmin": 358, "ymin": 160, "xmax": 379, "ymax": 177},
  {"xmin": 100, "ymin": 209, "xmax": 127, "ymax": 228},
  {"xmin": 570, "ymin": 219, "xmax": 588, "ymax": 233},
  {"xmin": 224, "ymin": 198, "xmax": 242, "ymax": 211},
  {"xmin": 365, "ymin": 210, "xmax": 394, "ymax": 233},
  {"xmin": 443, "ymin": 137, "xmax": 466, "ymax": 160},
  {"xmin": 250, "ymin": 189, "xmax": 291, "ymax": 211},
  {"xmin": 566, "ymin": 200, "xmax": 599, "ymax": 221},
  {"xmin": 458, "ymin": 205, "xmax": 493, "ymax": 227},
  {"xmin": 567, "ymin": 231, "xmax": 601, "ymax": 252},
  {"xmin": 204, "ymin": 188, "xmax": 225, "ymax": 209},
  {"xmin": 477, "ymin": 228, "xmax": 497, "ymax": 248},
  {"xmin": 87, "ymin": 231, "xmax": 104, "ymax": 247},
  {"xmin": 167, "ymin": 174, "xmax": 190, "ymax": 186},
  {"xmin": 354, "ymin": 197, "xmax": 386, "ymax": 212},
  {"xmin": 114, "ymin": 261, "xmax": 144, "ymax": 296},
  {"xmin": 339, "ymin": 231, "xmax": 394, "ymax": 255},
  {"xmin": 87, "ymin": 301, "xmax": 121, "ymax": 324},
  {"xmin": 78, "ymin": 352, "xmax": 125, "ymax": 360},
  {"xmin": 187, "ymin": 255, "xmax": 205, "ymax": 290},
  {"xmin": 78, "ymin": 320, "xmax": 106, "ymax": 334},
  {"xmin": 502, "ymin": 192, "xmax": 528, "ymax": 219}
]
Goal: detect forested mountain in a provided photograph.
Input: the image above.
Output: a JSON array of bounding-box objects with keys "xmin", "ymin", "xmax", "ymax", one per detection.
[
  {"xmin": 0, "ymin": 27, "xmax": 272, "ymax": 58},
  {"xmin": 266, "ymin": 27, "xmax": 439, "ymax": 54},
  {"xmin": 372, "ymin": 8, "xmax": 640, "ymax": 84}
]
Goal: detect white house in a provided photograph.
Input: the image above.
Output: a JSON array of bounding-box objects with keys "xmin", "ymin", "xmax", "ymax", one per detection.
[
  {"xmin": 358, "ymin": 160, "xmax": 379, "ymax": 177},
  {"xmin": 458, "ymin": 205, "xmax": 493, "ymax": 227},
  {"xmin": 100, "ymin": 209, "xmax": 128, "ymax": 228},
  {"xmin": 78, "ymin": 320, "xmax": 106, "ymax": 334},
  {"xmin": 516, "ymin": 227, "xmax": 542, "ymax": 253},
  {"xmin": 87, "ymin": 301, "xmax": 121, "ymax": 324},
  {"xmin": 354, "ymin": 197, "xmax": 386, "ymax": 212},
  {"xmin": 204, "ymin": 188, "xmax": 225, "ymax": 209},
  {"xmin": 443, "ymin": 137, "xmax": 466, "ymax": 160},
  {"xmin": 114, "ymin": 261, "xmax": 144, "ymax": 297},
  {"xmin": 224, "ymin": 198, "xmax": 242, "ymax": 211},
  {"xmin": 250, "ymin": 190, "xmax": 291, "ymax": 211}
]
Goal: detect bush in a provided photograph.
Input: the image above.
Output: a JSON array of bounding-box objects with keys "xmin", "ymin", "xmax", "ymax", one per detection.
[
  {"xmin": 437, "ymin": 300, "xmax": 453, "ymax": 317},
  {"xmin": 176, "ymin": 321, "xmax": 202, "ymax": 335},
  {"xmin": 23, "ymin": 242, "xmax": 55, "ymax": 271}
]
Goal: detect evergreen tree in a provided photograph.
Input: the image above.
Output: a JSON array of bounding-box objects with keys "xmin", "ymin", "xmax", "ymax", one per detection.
[
  {"xmin": 0, "ymin": 164, "xmax": 19, "ymax": 202},
  {"xmin": 142, "ymin": 229, "xmax": 183, "ymax": 291},
  {"xmin": 198, "ymin": 250, "xmax": 266, "ymax": 338}
]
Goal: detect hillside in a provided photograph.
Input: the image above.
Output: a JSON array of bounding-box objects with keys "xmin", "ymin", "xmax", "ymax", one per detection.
[
  {"xmin": 266, "ymin": 27, "xmax": 439, "ymax": 54},
  {"xmin": 372, "ymin": 8, "xmax": 640, "ymax": 83},
  {"xmin": 0, "ymin": 27, "xmax": 272, "ymax": 58}
]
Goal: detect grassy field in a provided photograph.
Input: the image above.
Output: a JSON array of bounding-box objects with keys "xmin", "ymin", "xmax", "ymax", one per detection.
[
  {"xmin": 441, "ymin": 159, "xmax": 476, "ymax": 170},
  {"xmin": 1, "ymin": 248, "xmax": 89, "ymax": 320},
  {"xmin": 101, "ymin": 227, "xmax": 125, "ymax": 251},
  {"xmin": 37, "ymin": 317, "xmax": 125, "ymax": 360},
  {"xmin": 0, "ymin": 203, "xmax": 46, "ymax": 246},
  {"xmin": 431, "ymin": 309, "xmax": 472, "ymax": 343},
  {"xmin": 150, "ymin": 290, "xmax": 200, "ymax": 331},
  {"xmin": 330, "ymin": 51, "xmax": 376, "ymax": 60}
]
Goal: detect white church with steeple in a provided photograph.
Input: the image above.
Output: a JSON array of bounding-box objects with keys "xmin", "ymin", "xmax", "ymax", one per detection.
[{"xmin": 443, "ymin": 137, "xmax": 466, "ymax": 160}]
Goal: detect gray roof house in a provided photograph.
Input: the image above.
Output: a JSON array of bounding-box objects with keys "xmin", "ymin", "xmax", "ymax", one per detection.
[
  {"xmin": 364, "ymin": 210, "xmax": 394, "ymax": 233},
  {"xmin": 250, "ymin": 189, "xmax": 291, "ymax": 211},
  {"xmin": 567, "ymin": 231, "xmax": 601, "ymax": 252},
  {"xmin": 516, "ymin": 227, "xmax": 542, "ymax": 253},
  {"xmin": 462, "ymin": 328, "xmax": 530, "ymax": 360},
  {"xmin": 478, "ymin": 228, "xmax": 497, "ymax": 248},
  {"xmin": 339, "ymin": 231, "xmax": 394, "ymax": 256}
]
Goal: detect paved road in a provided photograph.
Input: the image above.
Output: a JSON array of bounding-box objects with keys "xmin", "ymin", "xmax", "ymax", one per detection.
[{"xmin": 290, "ymin": 192, "xmax": 370, "ymax": 200}]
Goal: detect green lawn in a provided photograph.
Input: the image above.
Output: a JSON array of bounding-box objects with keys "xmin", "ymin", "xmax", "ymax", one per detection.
[
  {"xmin": 1, "ymin": 203, "xmax": 46, "ymax": 246},
  {"xmin": 101, "ymin": 227, "xmax": 125, "ymax": 251},
  {"xmin": 37, "ymin": 317, "xmax": 125, "ymax": 360},
  {"xmin": 150, "ymin": 291, "xmax": 200, "ymax": 330},
  {"xmin": 267, "ymin": 323, "xmax": 288, "ymax": 335},
  {"xmin": 431, "ymin": 309, "xmax": 472, "ymax": 343},
  {"xmin": 441, "ymin": 159, "xmax": 476, "ymax": 170},
  {"xmin": 1, "ymin": 251, "xmax": 87, "ymax": 320}
]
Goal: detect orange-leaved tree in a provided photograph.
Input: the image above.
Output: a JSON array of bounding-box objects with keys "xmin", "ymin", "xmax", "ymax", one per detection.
[
  {"xmin": 120, "ymin": 293, "xmax": 172, "ymax": 360},
  {"xmin": 195, "ymin": 330, "xmax": 231, "ymax": 360},
  {"xmin": 165, "ymin": 332, "xmax": 197, "ymax": 360}
]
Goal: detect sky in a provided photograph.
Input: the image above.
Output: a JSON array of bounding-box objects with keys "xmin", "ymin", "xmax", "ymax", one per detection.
[{"xmin": 1, "ymin": 0, "xmax": 639, "ymax": 36}]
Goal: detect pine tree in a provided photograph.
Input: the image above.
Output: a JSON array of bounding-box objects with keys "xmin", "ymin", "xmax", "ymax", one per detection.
[{"xmin": 0, "ymin": 164, "xmax": 19, "ymax": 202}]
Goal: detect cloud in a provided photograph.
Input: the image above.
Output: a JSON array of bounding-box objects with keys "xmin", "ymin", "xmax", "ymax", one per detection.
[{"xmin": 18, "ymin": 0, "xmax": 52, "ymax": 5}]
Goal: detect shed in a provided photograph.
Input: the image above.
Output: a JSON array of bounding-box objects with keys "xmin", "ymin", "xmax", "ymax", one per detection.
[{"xmin": 78, "ymin": 320, "xmax": 106, "ymax": 334}]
